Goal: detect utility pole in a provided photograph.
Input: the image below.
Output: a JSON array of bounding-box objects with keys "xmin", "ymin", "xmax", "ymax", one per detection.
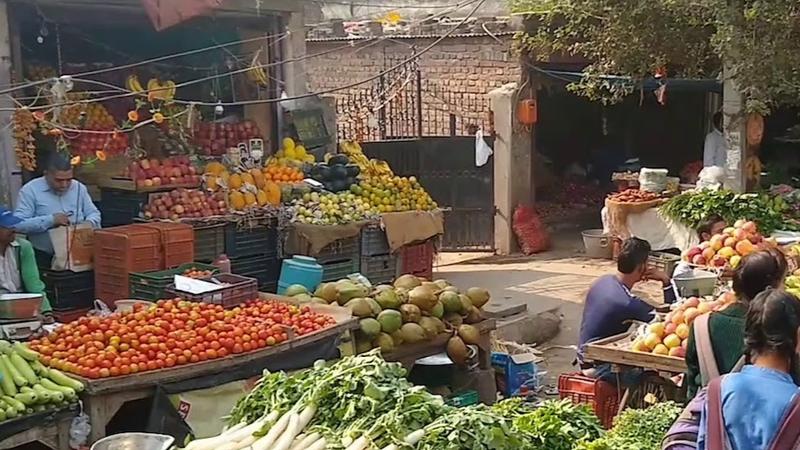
[{"xmin": 722, "ymin": 0, "xmax": 747, "ymax": 192}]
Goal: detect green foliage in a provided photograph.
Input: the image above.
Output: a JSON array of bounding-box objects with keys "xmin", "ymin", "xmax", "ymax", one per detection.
[
  {"xmin": 512, "ymin": 0, "xmax": 800, "ymax": 114},
  {"xmin": 513, "ymin": 399, "xmax": 604, "ymax": 450},
  {"xmin": 576, "ymin": 401, "xmax": 683, "ymax": 450}
]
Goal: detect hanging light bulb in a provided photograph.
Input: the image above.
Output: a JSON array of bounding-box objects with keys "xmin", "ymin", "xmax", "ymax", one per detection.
[
  {"xmin": 214, "ymin": 101, "xmax": 224, "ymax": 116},
  {"xmin": 37, "ymin": 21, "xmax": 48, "ymax": 44}
]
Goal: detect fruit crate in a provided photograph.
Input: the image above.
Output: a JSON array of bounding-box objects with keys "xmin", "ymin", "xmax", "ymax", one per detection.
[
  {"xmin": 166, "ymin": 273, "xmax": 258, "ymax": 308},
  {"xmin": 558, "ymin": 373, "xmax": 621, "ymax": 429},
  {"xmin": 360, "ymin": 254, "xmax": 397, "ymax": 284},
  {"xmin": 129, "ymin": 263, "xmax": 219, "ymax": 301},
  {"xmin": 139, "ymin": 222, "xmax": 195, "ymax": 268},
  {"xmin": 398, "ymin": 240, "xmax": 435, "ymax": 279},
  {"xmin": 52, "ymin": 307, "xmax": 92, "ymax": 324},
  {"xmin": 230, "ymin": 254, "xmax": 281, "ymax": 290},
  {"xmin": 361, "ymin": 226, "xmax": 390, "ymax": 256},
  {"xmin": 648, "ymin": 251, "xmax": 681, "ymax": 276},
  {"xmin": 99, "ymin": 188, "xmax": 149, "ymax": 227},
  {"xmin": 193, "ymin": 222, "xmax": 228, "ymax": 262},
  {"xmin": 316, "ymin": 236, "xmax": 360, "ymax": 264},
  {"xmin": 225, "ymin": 220, "xmax": 279, "ymax": 258},
  {"xmin": 321, "ymin": 259, "xmax": 360, "ymax": 282},
  {"xmin": 40, "ymin": 269, "xmax": 95, "ymax": 310},
  {"xmin": 94, "ymin": 225, "xmax": 162, "ymax": 304}
]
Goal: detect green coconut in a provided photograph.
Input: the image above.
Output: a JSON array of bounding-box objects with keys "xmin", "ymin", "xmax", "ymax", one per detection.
[
  {"xmin": 375, "ymin": 288, "xmax": 402, "ymax": 309},
  {"xmin": 314, "ymin": 283, "xmax": 339, "ymax": 303},
  {"xmin": 355, "ymin": 338, "xmax": 374, "ymax": 354},
  {"xmin": 394, "ymin": 274, "xmax": 421, "ymax": 290},
  {"xmin": 366, "ymin": 298, "xmax": 382, "ymax": 316},
  {"xmin": 359, "ymin": 318, "xmax": 382, "ymax": 338},
  {"xmin": 390, "ymin": 330, "xmax": 405, "ymax": 346},
  {"xmin": 311, "ymin": 297, "xmax": 329, "ymax": 305},
  {"xmin": 439, "ymin": 291, "xmax": 463, "ymax": 313},
  {"xmin": 285, "ymin": 284, "xmax": 308, "ymax": 297},
  {"xmin": 400, "ymin": 323, "xmax": 426, "ymax": 343},
  {"xmin": 447, "ymin": 336, "xmax": 468, "ymax": 367},
  {"xmin": 419, "ymin": 317, "xmax": 440, "ymax": 339},
  {"xmin": 458, "ymin": 294, "xmax": 473, "ymax": 314},
  {"xmin": 443, "ymin": 312, "xmax": 464, "ymax": 327},
  {"xmin": 465, "ymin": 306, "xmax": 483, "ymax": 324},
  {"xmin": 466, "ymin": 287, "xmax": 491, "ymax": 309},
  {"xmin": 377, "ymin": 310, "xmax": 403, "ymax": 334},
  {"xmin": 399, "ymin": 304, "xmax": 422, "ymax": 323},
  {"xmin": 430, "ymin": 301, "xmax": 444, "ymax": 319},
  {"xmin": 457, "ymin": 324, "xmax": 480, "ymax": 345},
  {"xmin": 373, "ymin": 333, "xmax": 395, "ymax": 353},
  {"xmin": 346, "ymin": 298, "xmax": 373, "ymax": 317},
  {"xmin": 293, "ymin": 293, "xmax": 313, "ymax": 303},
  {"xmin": 408, "ymin": 286, "xmax": 438, "ymax": 311},
  {"xmin": 337, "ymin": 281, "xmax": 368, "ymax": 305},
  {"xmin": 433, "ymin": 279, "xmax": 450, "ymax": 290}
]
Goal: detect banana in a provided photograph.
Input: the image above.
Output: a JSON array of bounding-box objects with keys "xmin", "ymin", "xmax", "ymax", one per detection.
[
  {"xmin": 126, "ymin": 75, "xmax": 145, "ymax": 93},
  {"xmin": 163, "ymin": 80, "xmax": 177, "ymax": 101},
  {"xmin": 247, "ymin": 51, "xmax": 269, "ymax": 87},
  {"xmin": 745, "ymin": 156, "xmax": 762, "ymax": 181}
]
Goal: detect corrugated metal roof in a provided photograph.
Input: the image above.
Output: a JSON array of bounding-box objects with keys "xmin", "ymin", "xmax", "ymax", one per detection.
[{"xmin": 306, "ymin": 31, "xmax": 515, "ymax": 42}]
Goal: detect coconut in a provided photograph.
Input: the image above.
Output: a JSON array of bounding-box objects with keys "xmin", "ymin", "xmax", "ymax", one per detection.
[
  {"xmin": 458, "ymin": 324, "xmax": 480, "ymax": 345},
  {"xmin": 390, "ymin": 330, "xmax": 405, "ymax": 346},
  {"xmin": 433, "ymin": 279, "xmax": 450, "ymax": 290},
  {"xmin": 395, "ymin": 288, "xmax": 409, "ymax": 304},
  {"xmin": 446, "ymin": 336, "xmax": 468, "ymax": 367},
  {"xmin": 359, "ymin": 318, "xmax": 382, "ymax": 338},
  {"xmin": 408, "ymin": 286, "xmax": 438, "ymax": 311},
  {"xmin": 314, "ymin": 283, "xmax": 339, "ymax": 303},
  {"xmin": 293, "ymin": 293, "xmax": 313, "ymax": 303},
  {"xmin": 464, "ymin": 306, "xmax": 484, "ymax": 324},
  {"xmin": 439, "ymin": 291, "xmax": 462, "ymax": 313},
  {"xmin": 458, "ymin": 295, "xmax": 473, "ymax": 314},
  {"xmin": 421, "ymin": 281, "xmax": 440, "ymax": 292},
  {"xmin": 394, "ymin": 274, "xmax": 421, "ymax": 290},
  {"xmin": 430, "ymin": 317, "xmax": 446, "ymax": 333},
  {"xmin": 366, "ymin": 298, "xmax": 382, "ymax": 316},
  {"xmin": 443, "ymin": 286, "xmax": 459, "ymax": 294},
  {"xmin": 466, "ymin": 287, "xmax": 491, "ymax": 309},
  {"xmin": 374, "ymin": 288, "xmax": 402, "ymax": 309},
  {"xmin": 345, "ymin": 298, "xmax": 373, "ymax": 317},
  {"xmin": 400, "ymin": 323, "xmax": 426, "ymax": 343},
  {"xmin": 285, "ymin": 284, "xmax": 308, "ymax": 297},
  {"xmin": 443, "ymin": 312, "xmax": 464, "ymax": 327},
  {"xmin": 418, "ymin": 317, "xmax": 440, "ymax": 338},
  {"xmin": 400, "ymin": 304, "xmax": 422, "ymax": 323},
  {"xmin": 337, "ymin": 281, "xmax": 368, "ymax": 305},
  {"xmin": 355, "ymin": 338, "xmax": 374, "ymax": 354},
  {"xmin": 311, "ymin": 297, "xmax": 329, "ymax": 305},
  {"xmin": 373, "ymin": 332, "xmax": 395, "ymax": 353},
  {"xmin": 377, "ymin": 310, "xmax": 403, "ymax": 334},
  {"xmin": 431, "ymin": 301, "xmax": 444, "ymax": 319}
]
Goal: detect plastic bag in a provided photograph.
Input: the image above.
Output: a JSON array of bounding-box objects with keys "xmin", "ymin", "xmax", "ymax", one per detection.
[
  {"xmin": 696, "ymin": 166, "xmax": 725, "ymax": 190},
  {"xmin": 512, "ymin": 205, "xmax": 550, "ymax": 255},
  {"xmin": 475, "ymin": 129, "xmax": 493, "ymax": 167},
  {"xmin": 69, "ymin": 412, "xmax": 90, "ymax": 449}
]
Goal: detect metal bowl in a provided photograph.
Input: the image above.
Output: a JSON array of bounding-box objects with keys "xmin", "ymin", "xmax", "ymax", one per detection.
[
  {"xmin": 0, "ymin": 294, "xmax": 43, "ymax": 320},
  {"xmin": 90, "ymin": 433, "xmax": 174, "ymax": 450}
]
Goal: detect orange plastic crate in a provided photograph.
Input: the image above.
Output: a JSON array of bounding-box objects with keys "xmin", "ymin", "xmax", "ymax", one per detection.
[
  {"xmin": 94, "ymin": 225, "xmax": 162, "ymax": 304},
  {"xmin": 558, "ymin": 373, "xmax": 621, "ymax": 429},
  {"xmin": 139, "ymin": 222, "xmax": 194, "ymax": 269}
]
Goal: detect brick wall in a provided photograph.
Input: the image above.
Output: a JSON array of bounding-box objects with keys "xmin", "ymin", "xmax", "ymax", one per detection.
[{"xmin": 306, "ymin": 36, "xmax": 521, "ymax": 139}]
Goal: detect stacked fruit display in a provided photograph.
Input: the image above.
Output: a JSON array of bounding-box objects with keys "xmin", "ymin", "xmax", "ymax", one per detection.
[
  {"xmin": 193, "ymin": 120, "xmax": 262, "ymax": 157},
  {"xmin": 203, "ymin": 163, "xmax": 282, "ymax": 211},
  {"xmin": 630, "ymin": 294, "xmax": 733, "ymax": 357},
  {"xmin": 354, "ymin": 175, "xmax": 437, "ymax": 213},
  {"xmin": 682, "ymin": 220, "xmax": 774, "ymax": 268},
  {"xmin": 283, "ymin": 274, "xmax": 490, "ymax": 364},
  {"xmin": 141, "ymin": 188, "xmax": 227, "ymax": 220},
  {"xmin": 289, "ymin": 190, "xmax": 376, "ymax": 225},
  {"xmin": 608, "ymin": 189, "xmax": 662, "ymax": 203},
  {"xmin": 58, "ymin": 103, "xmax": 129, "ymax": 157},
  {"xmin": 308, "ymin": 154, "xmax": 360, "ymax": 193},
  {"xmin": 273, "ymin": 137, "xmax": 315, "ymax": 165},
  {"xmin": 785, "ymin": 267, "xmax": 800, "ymax": 298},
  {"xmin": 182, "ymin": 267, "xmax": 215, "ymax": 279},
  {"xmin": 30, "ymin": 299, "xmax": 336, "ymax": 380},
  {"xmin": 0, "ymin": 341, "xmax": 84, "ymax": 422},
  {"xmin": 125, "ymin": 156, "xmax": 200, "ymax": 190}
]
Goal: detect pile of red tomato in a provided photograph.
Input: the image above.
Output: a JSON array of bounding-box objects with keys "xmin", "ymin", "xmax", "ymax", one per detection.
[{"xmin": 29, "ymin": 299, "xmax": 337, "ymax": 380}]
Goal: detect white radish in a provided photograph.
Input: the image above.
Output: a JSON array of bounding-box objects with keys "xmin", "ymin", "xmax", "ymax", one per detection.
[
  {"xmin": 379, "ymin": 445, "xmax": 398, "ymax": 450},
  {"xmin": 233, "ymin": 434, "xmax": 258, "ymax": 450},
  {"xmin": 291, "ymin": 433, "xmax": 321, "ymax": 450},
  {"xmin": 249, "ymin": 411, "xmax": 291, "ymax": 450},
  {"xmin": 403, "ymin": 430, "xmax": 426, "ymax": 445},
  {"xmin": 304, "ymin": 438, "xmax": 327, "ymax": 450},
  {"xmin": 344, "ymin": 436, "xmax": 369, "ymax": 450},
  {"xmin": 222, "ymin": 422, "xmax": 246, "ymax": 435},
  {"xmin": 188, "ymin": 412, "xmax": 277, "ymax": 450},
  {"xmin": 289, "ymin": 434, "xmax": 306, "ymax": 450},
  {"xmin": 215, "ymin": 443, "xmax": 241, "ymax": 450},
  {"xmin": 297, "ymin": 405, "xmax": 317, "ymax": 430},
  {"xmin": 270, "ymin": 413, "xmax": 301, "ymax": 450}
]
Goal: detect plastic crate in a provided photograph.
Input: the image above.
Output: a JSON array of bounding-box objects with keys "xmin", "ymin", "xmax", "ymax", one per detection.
[
  {"xmin": 648, "ymin": 251, "xmax": 681, "ymax": 276},
  {"xmin": 193, "ymin": 222, "xmax": 228, "ymax": 262},
  {"xmin": 40, "ymin": 269, "xmax": 95, "ymax": 310},
  {"xmin": 360, "ymin": 254, "xmax": 397, "ymax": 285},
  {"xmin": 225, "ymin": 221, "xmax": 278, "ymax": 258},
  {"xmin": 398, "ymin": 240, "xmax": 435, "ymax": 279},
  {"xmin": 99, "ymin": 189, "xmax": 149, "ymax": 227},
  {"xmin": 129, "ymin": 263, "xmax": 219, "ymax": 301},
  {"xmin": 52, "ymin": 307, "xmax": 91, "ymax": 324},
  {"xmin": 230, "ymin": 254, "xmax": 281, "ymax": 289},
  {"xmin": 317, "ymin": 236, "xmax": 360, "ymax": 264},
  {"xmin": 139, "ymin": 222, "xmax": 195, "ymax": 269},
  {"xmin": 166, "ymin": 273, "xmax": 258, "ymax": 308},
  {"xmin": 447, "ymin": 390, "xmax": 479, "ymax": 407},
  {"xmin": 94, "ymin": 225, "xmax": 162, "ymax": 304},
  {"xmin": 361, "ymin": 226, "xmax": 390, "ymax": 256},
  {"xmin": 558, "ymin": 373, "xmax": 621, "ymax": 429},
  {"xmin": 321, "ymin": 259, "xmax": 360, "ymax": 282}
]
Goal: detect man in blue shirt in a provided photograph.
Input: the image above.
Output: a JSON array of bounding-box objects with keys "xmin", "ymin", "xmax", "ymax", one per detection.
[
  {"xmin": 578, "ymin": 237, "xmax": 676, "ymax": 381},
  {"xmin": 13, "ymin": 154, "xmax": 101, "ymax": 266}
]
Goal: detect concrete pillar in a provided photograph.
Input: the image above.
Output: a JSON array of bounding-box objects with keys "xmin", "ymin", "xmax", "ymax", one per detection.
[
  {"xmin": 0, "ymin": 1, "xmax": 19, "ymax": 207},
  {"xmin": 489, "ymin": 83, "xmax": 532, "ymax": 255},
  {"xmin": 283, "ymin": 10, "xmax": 309, "ymax": 96},
  {"xmin": 722, "ymin": 65, "xmax": 746, "ymax": 192}
]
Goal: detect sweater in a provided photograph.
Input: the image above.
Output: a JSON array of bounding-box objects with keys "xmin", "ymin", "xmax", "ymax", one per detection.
[{"xmin": 685, "ymin": 303, "xmax": 747, "ymax": 399}]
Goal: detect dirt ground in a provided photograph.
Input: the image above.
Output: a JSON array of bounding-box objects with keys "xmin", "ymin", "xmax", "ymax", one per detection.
[{"xmin": 433, "ymin": 220, "xmax": 669, "ymax": 390}]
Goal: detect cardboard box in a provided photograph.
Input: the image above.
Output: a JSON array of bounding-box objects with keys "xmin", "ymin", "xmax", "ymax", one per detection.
[{"xmin": 491, "ymin": 351, "xmax": 538, "ymax": 397}]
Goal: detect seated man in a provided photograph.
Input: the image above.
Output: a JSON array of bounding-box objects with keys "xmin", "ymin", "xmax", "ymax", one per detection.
[
  {"xmin": 0, "ymin": 207, "xmax": 51, "ymax": 315},
  {"xmin": 13, "ymin": 154, "xmax": 101, "ymax": 267},
  {"xmin": 577, "ymin": 237, "xmax": 675, "ymax": 383}
]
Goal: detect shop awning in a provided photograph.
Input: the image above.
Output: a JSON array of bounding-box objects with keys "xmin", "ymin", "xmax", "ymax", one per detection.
[
  {"xmin": 531, "ymin": 65, "xmax": 722, "ymax": 93},
  {"xmin": 141, "ymin": 0, "xmax": 223, "ymax": 31}
]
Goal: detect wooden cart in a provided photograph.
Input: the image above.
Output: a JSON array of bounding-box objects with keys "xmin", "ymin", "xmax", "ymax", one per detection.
[{"xmin": 0, "ymin": 408, "xmax": 74, "ymax": 450}]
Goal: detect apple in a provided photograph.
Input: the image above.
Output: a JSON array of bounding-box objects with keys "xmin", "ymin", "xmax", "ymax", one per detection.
[{"xmin": 692, "ymin": 254, "xmax": 707, "ymax": 265}]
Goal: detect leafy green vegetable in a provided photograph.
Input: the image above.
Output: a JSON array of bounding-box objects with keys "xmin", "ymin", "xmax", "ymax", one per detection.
[
  {"xmin": 417, "ymin": 405, "xmax": 529, "ymax": 450},
  {"xmin": 513, "ymin": 400, "xmax": 604, "ymax": 450},
  {"xmin": 576, "ymin": 401, "xmax": 682, "ymax": 450},
  {"xmin": 660, "ymin": 189, "xmax": 789, "ymax": 234}
]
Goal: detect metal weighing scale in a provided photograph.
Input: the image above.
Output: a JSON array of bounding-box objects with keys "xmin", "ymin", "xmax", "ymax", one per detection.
[{"xmin": 0, "ymin": 293, "xmax": 44, "ymax": 340}]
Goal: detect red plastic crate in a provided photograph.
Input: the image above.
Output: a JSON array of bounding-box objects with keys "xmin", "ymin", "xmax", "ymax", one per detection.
[
  {"xmin": 139, "ymin": 222, "xmax": 194, "ymax": 268},
  {"xmin": 398, "ymin": 240, "xmax": 435, "ymax": 279},
  {"xmin": 558, "ymin": 373, "xmax": 621, "ymax": 429},
  {"xmin": 166, "ymin": 273, "xmax": 258, "ymax": 308}
]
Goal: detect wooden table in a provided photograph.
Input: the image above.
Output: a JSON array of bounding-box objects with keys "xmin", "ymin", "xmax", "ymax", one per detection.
[
  {"xmin": 79, "ymin": 317, "xmax": 356, "ymax": 443},
  {"xmin": 384, "ymin": 318, "xmax": 497, "ymax": 404},
  {"xmin": 0, "ymin": 409, "xmax": 74, "ymax": 450}
]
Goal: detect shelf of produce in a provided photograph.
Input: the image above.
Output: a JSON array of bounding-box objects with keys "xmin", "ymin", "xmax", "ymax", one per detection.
[{"xmin": 584, "ymin": 332, "xmax": 687, "ymax": 374}]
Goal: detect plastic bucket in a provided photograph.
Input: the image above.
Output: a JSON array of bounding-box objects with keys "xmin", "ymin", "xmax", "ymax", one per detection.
[{"xmin": 582, "ymin": 230, "xmax": 613, "ymax": 259}]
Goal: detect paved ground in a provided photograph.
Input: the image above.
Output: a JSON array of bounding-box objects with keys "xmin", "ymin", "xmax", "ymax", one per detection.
[{"xmin": 432, "ymin": 221, "xmax": 666, "ymax": 388}]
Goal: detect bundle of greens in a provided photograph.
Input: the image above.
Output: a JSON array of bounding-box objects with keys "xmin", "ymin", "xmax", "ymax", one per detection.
[
  {"xmin": 576, "ymin": 402, "xmax": 682, "ymax": 450},
  {"xmin": 660, "ymin": 189, "xmax": 789, "ymax": 234},
  {"xmin": 416, "ymin": 404, "xmax": 529, "ymax": 450},
  {"xmin": 513, "ymin": 400, "xmax": 604, "ymax": 450}
]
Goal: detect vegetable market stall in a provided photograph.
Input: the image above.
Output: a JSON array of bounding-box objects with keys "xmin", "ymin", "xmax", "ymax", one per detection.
[{"xmin": 0, "ymin": 406, "xmax": 76, "ymax": 450}]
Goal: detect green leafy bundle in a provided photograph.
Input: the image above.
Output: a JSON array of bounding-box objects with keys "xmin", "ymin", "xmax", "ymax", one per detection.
[
  {"xmin": 660, "ymin": 189, "xmax": 789, "ymax": 234},
  {"xmin": 576, "ymin": 402, "xmax": 682, "ymax": 450},
  {"xmin": 513, "ymin": 400, "xmax": 604, "ymax": 450},
  {"xmin": 417, "ymin": 405, "xmax": 529, "ymax": 450}
]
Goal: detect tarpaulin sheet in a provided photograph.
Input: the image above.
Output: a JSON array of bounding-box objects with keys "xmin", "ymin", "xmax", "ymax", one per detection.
[
  {"xmin": 284, "ymin": 222, "xmax": 368, "ymax": 256},
  {"xmin": 381, "ymin": 210, "xmax": 444, "ymax": 252},
  {"xmin": 141, "ymin": 0, "xmax": 223, "ymax": 31},
  {"xmin": 146, "ymin": 334, "xmax": 340, "ymax": 441}
]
